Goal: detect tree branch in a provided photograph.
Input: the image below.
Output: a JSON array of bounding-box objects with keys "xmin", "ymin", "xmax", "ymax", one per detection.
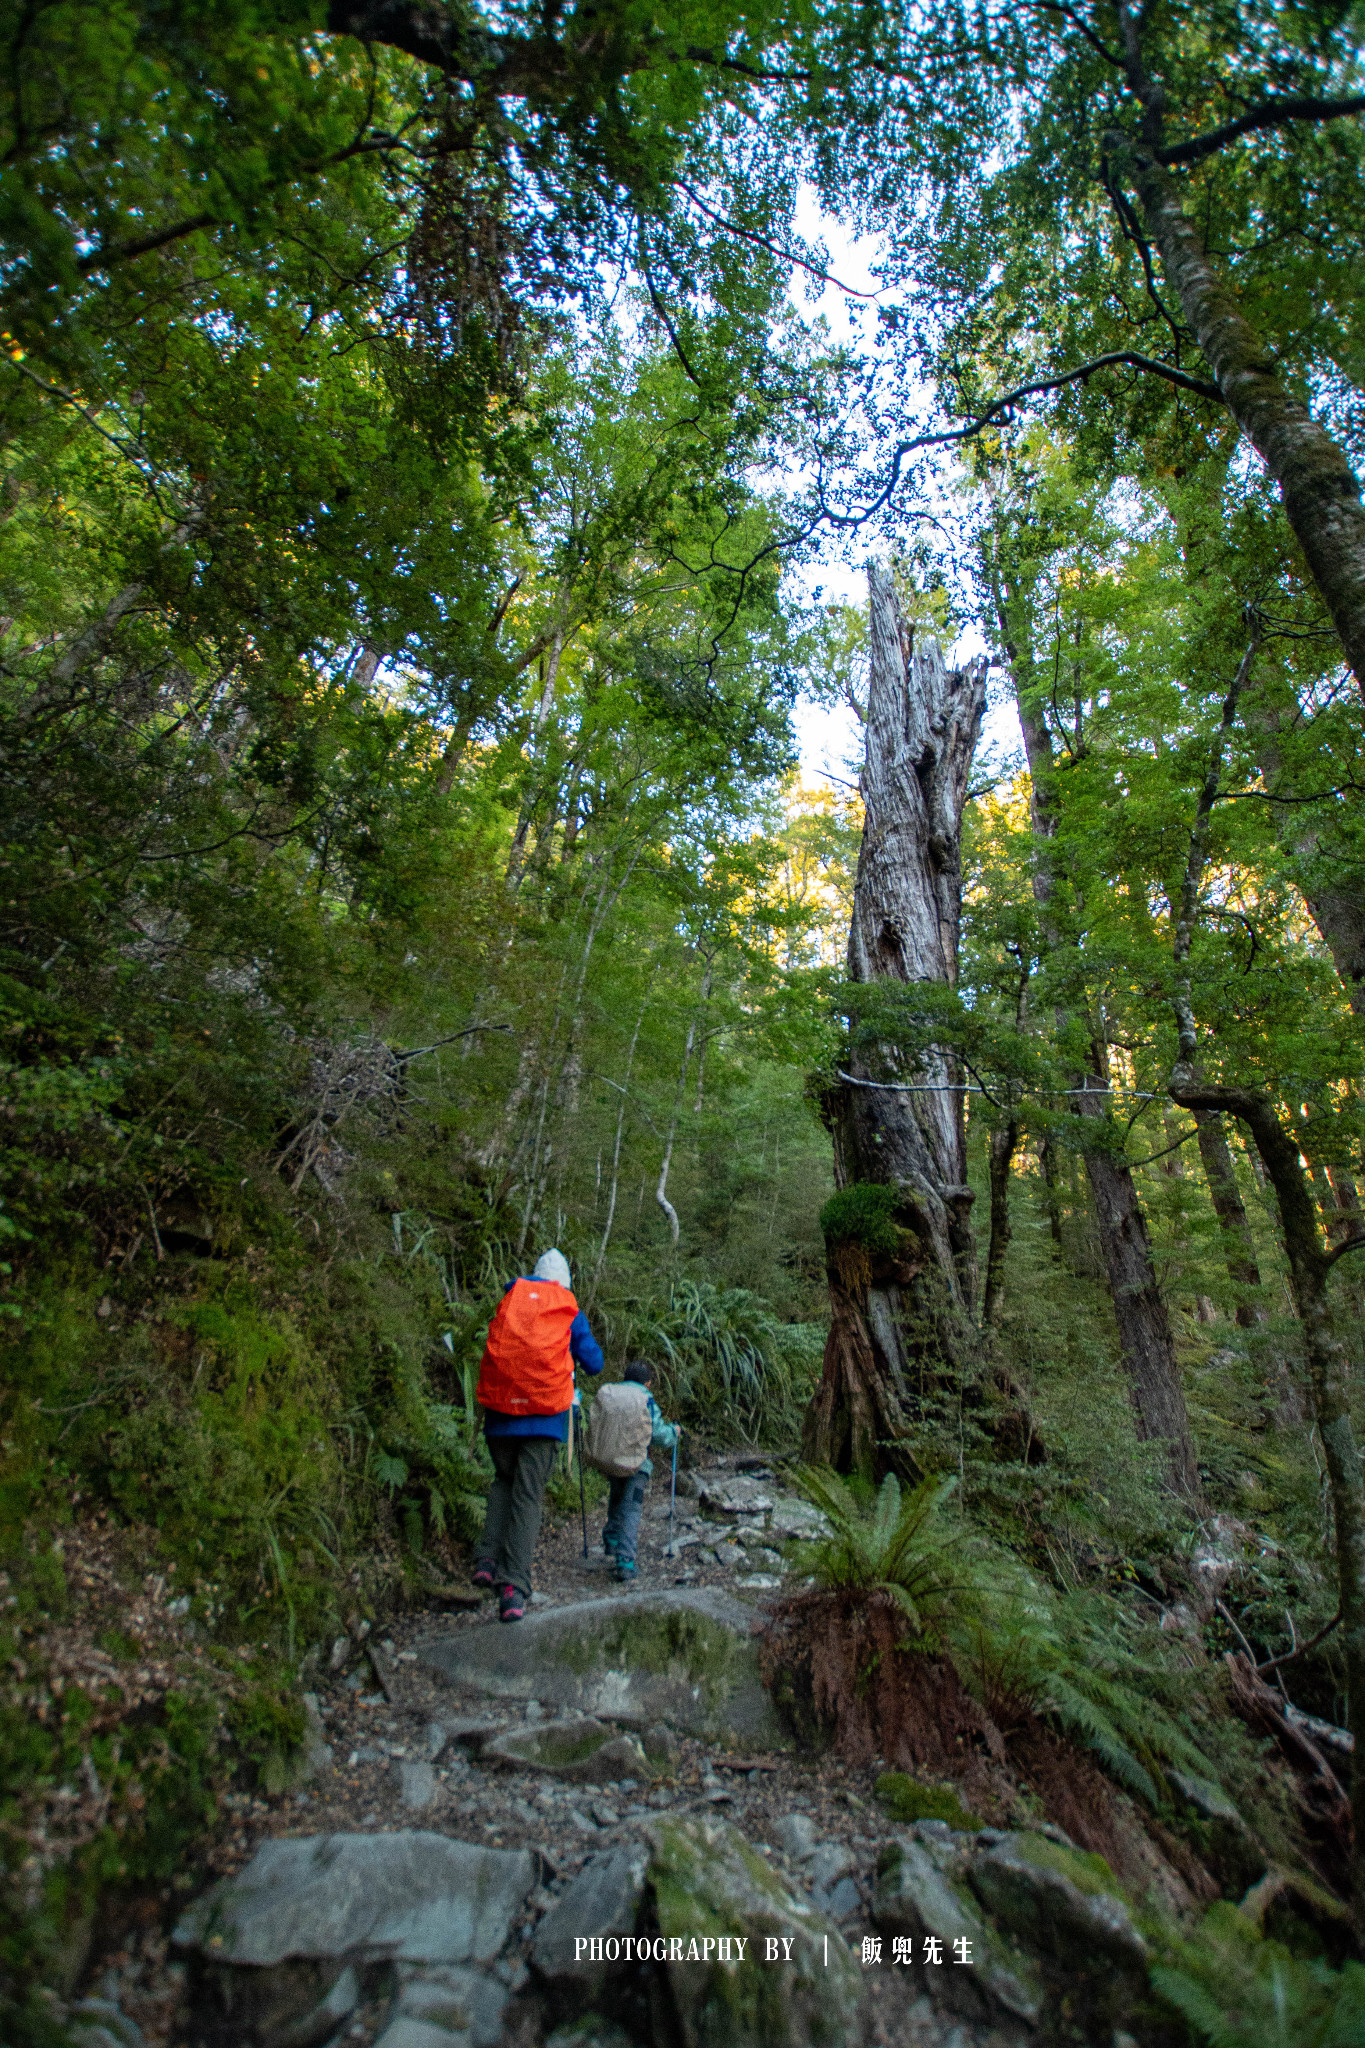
[
  {"xmin": 638, "ymin": 238, "xmax": 703, "ymax": 388},
  {"xmin": 674, "ymin": 180, "xmax": 876, "ymax": 297},
  {"xmin": 825, "ymin": 352, "xmax": 1219, "ymax": 528},
  {"xmin": 1159, "ymin": 95, "xmax": 1365, "ymax": 169},
  {"xmin": 74, "ymin": 134, "xmax": 407, "ymax": 277}
]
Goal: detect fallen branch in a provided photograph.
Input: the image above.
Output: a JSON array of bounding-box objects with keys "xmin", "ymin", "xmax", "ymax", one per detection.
[
  {"xmin": 1224, "ymin": 1651, "xmax": 1350, "ymax": 1817},
  {"xmin": 1256, "ymin": 1608, "xmax": 1342, "ymax": 1677},
  {"xmin": 1286, "ymin": 1703, "xmax": 1355, "ymax": 1756}
]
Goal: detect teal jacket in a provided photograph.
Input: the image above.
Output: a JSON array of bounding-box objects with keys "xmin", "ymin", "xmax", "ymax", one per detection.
[{"xmin": 638, "ymin": 1392, "xmax": 679, "ymax": 1478}]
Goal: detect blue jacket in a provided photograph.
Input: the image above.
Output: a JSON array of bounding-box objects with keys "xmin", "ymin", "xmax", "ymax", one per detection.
[{"xmin": 482, "ymin": 1278, "xmax": 604, "ymax": 1441}]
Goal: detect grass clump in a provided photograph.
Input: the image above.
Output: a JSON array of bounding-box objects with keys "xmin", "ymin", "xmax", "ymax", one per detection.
[
  {"xmin": 228, "ymin": 1679, "xmax": 308, "ymax": 1795},
  {"xmin": 634, "ymin": 1278, "xmax": 822, "ymax": 1445},
  {"xmin": 875, "ymin": 1772, "xmax": 983, "ymax": 1831}
]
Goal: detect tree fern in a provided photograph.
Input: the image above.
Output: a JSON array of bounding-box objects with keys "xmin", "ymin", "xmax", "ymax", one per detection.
[
  {"xmin": 789, "ymin": 1466, "xmax": 965, "ymax": 1636},
  {"xmin": 790, "ymin": 1463, "xmax": 1221, "ymax": 1804}
]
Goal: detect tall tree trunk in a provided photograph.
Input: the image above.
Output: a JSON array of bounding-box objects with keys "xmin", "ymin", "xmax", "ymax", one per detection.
[
  {"xmin": 1037, "ymin": 1135, "xmax": 1066, "ymax": 1261},
  {"xmin": 655, "ymin": 960, "xmax": 712, "ymax": 1244},
  {"xmin": 1166, "ymin": 638, "xmax": 1365, "ymax": 1928},
  {"xmin": 804, "ymin": 564, "xmax": 987, "ymax": 1478},
  {"xmin": 1078, "ymin": 1097, "xmax": 1198, "ymax": 1491},
  {"xmin": 1118, "ymin": 140, "xmax": 1365, "ymax": 695},
  {"xmin": 434, "ymin": 702, "xmax": 480, "ymax": 799},
  {"xmin": 1173, "ymin": 1080, "xmax": 1365, "ymax": 1933},
  {"xmin": 1194, "ymin": 1112, "xmax": 1268, "ymax": 1327},
  {"xmin": 505, "ymin": 630, "xmax": 565, "ymax": 892},
  {"xmin": 983, "ymin": 1118, "xmax": 1020, "ymax": 1327},
  {"xmin": 593, "ymin": 985, "xmax": 653, "ymax": 1285},
  {"xmin": 1243, "ymin": 684, "xmax": 1365, "ymax": 1015},
  {"xmin": 990, "ymin": 549, "xmax": 1200, "ymax": 1495}
]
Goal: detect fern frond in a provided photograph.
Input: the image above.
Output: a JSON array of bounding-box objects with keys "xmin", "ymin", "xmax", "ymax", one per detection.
[{"xmin": 1043, "ymin": 1675, "xmax": 1158, "ymax": 1803}]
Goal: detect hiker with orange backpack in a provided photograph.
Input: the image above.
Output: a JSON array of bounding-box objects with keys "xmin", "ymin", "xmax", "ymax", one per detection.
[
  {"xmin": 584, "ymin": 1359, "xmax": 679, "ymax": 1585},
  {"xmin": 473, "ymin": 1248, "xmax": 603, "ymax": 1623}
]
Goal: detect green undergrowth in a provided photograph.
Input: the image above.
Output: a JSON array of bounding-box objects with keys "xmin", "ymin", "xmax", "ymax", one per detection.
[
  {"xmin": 0, "ymin": 1519, "xmax": 349, "ymax": 2044},
  {"xmin": 546, "ymin": 1445, "xmax": 610, "ymax": 1519},
  {"xmin": 1151, "ymin": 1904, "xmax": 1365, "ymax": 2047},
  {"xmin": 0, "ymin": 1221, "xmax": 507, "ymax": 2039}
]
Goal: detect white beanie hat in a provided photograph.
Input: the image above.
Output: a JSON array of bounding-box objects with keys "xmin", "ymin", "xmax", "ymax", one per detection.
[{"xmin": 532, "ymin": 1248, "xmax": 572, "ymax": 1288}]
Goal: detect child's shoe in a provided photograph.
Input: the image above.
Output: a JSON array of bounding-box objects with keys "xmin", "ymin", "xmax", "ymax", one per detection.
[
  {"xmin": 499, "ymin": 1584, "xmax": 526, "ymax": 1623},
  {"xmin": 471, "ymin": 1560, "xmax": 496, "ymax": 1590}
]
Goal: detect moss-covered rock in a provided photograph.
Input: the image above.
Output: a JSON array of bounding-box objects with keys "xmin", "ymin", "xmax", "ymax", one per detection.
[
  {"xmin": 1166, "ymin": 1771, "xmax": 1267, "ymax": 1898},
  {"xmin": 872, "ymin": 1836, "xmax": 1043, "ymax": 2028},
  {"xmin": 874, "ymin": 1773, "xmax": 982, "ymax": 1832},
  {"xmin": 965, "ymin": 1831, "xmax": 1146, "ymax": 2033},
  {"xmin": 644, "ymin": 1817, "xmax": 863, "ymax": 2048}
]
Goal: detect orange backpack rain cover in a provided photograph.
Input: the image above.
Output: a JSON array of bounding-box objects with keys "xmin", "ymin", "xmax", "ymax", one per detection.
[{"xmin": 476, "ymin": 1278, "xmax": 579, "ymax": 1416}]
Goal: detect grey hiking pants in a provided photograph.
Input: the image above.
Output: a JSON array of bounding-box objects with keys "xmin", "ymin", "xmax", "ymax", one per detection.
[{"xmin": 477, "ymin": 1435, "xmax": 559, "ymax": 1596}]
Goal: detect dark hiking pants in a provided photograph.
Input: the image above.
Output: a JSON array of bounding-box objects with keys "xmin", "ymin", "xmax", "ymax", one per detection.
[
  {"xmin": 603, "ymin": 1468, "xmax": 648, "ymax": 1564},
  {"xmin": 477, "ymin": 1435, "xmax": 559, "ymax": 1596}
]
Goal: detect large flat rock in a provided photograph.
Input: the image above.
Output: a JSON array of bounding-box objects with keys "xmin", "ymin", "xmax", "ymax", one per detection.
[
  {"xmin": 173, "ymin": 1831, "xmax": 535, "ymax": 1969},
  {"xmin": 411, "ymin": 1588, "xmax": 785, "ymax": 1748}
]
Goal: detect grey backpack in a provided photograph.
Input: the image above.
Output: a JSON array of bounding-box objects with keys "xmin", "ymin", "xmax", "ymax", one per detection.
[{"xmin": 584, "ymin": 1382, "xmax": 653, "ymax": 1478}]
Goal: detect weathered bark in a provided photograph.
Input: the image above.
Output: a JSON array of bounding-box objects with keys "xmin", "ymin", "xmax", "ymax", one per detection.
[
  {"xmin": 804, "ymin": 564, "xmax": 987, "ymax": 1476},
  {"xmin": 1194, "ymin": 1112, "xmax": 1268, "ymax": 1327},
  {"xmin": 1116, "ymin": 139, "xmax": 1365, "ymax": 695},
  {"xmin": 992, "ymin": 555, "xmax": 1200, "ymax": 1495}
]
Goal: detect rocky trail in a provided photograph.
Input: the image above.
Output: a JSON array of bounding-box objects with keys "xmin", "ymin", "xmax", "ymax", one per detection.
[{"xmin": 59, "ymin": 1460, "xmax": 1176, "ymax": 2048}]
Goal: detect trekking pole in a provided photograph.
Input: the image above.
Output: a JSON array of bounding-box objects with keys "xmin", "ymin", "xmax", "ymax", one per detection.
[
  {"xmin": 666, "ymin": 1435, "xmax": 678, "ymax": 1557},
  {"xmin": 575, "ymin": 1397, "xmax": 589, "ymax": 1559}
]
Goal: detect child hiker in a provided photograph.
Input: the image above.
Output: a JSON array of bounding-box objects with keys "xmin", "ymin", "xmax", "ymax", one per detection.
[{"xmin": 584, "ymin": 1359, "xmax": 679, "ymax": 1584}]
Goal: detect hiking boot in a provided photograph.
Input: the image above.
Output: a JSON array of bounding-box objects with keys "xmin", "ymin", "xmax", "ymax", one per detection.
[
  {"xmin": 499, "ymin": 1585, "xmax": 526, "ymax": 1623},
  {"xmin": 613, "ymin": 1558, "xmax": 637, "ymax": 1583},
  {"xmin": 603, "ymin": 1533, "xmax": 619, "ymax": 1556},
  {"xmin": 471, "ymin": 1560, "xmax": 496, "ymax": 1590}
]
